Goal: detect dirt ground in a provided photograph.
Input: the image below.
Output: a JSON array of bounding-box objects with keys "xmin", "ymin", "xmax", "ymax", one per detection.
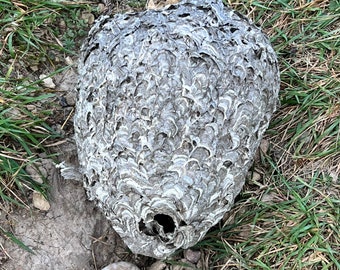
[{"xmin": 1, "ymin": 157, "xmax": 121, "ymax": 270}]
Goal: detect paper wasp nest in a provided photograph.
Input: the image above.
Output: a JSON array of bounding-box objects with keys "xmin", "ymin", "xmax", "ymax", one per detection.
[{"xmin": 74, "ymin": 0, "xmax": 280, "ymax": 259}]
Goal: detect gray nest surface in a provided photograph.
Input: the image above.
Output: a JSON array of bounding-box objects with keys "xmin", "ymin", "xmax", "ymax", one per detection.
[{"xmin": 71, "ymin": 0, "xmax": 280, "ymax": 259}]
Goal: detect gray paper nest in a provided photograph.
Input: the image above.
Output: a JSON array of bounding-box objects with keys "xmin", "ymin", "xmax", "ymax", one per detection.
[{"xmin": 69, "ymin": 0, "xmax": 279, "ymax": 259}]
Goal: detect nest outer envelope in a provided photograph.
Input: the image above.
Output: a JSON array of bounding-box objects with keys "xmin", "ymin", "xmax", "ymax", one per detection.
[{"xmin": 74, "ymin": 0, "xmax": 280, "ymax": 259}]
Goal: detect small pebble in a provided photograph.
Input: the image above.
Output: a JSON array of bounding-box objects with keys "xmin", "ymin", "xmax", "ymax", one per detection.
[
  {"xmin": 102, "ymin": 262, "xmax": 140, "ymax": 270},
  {"xmin": 31, "ymin": 65, "xmax": 39, "ymax": 72},
  {"xmin": 81, "ymin": 12, "xmax": 95, "ymax": 25},
  {"xmin": 39, "ymin": 74, "xmax": 56, "ymax": 89},
  {"xmin": 26, "ymin": 104, "xmax": 37, "ymax": 113},
  {"xmin": 65, "ymin": 56, "xmax": 74, "ymax": 66},
  {"xmin": 148, "ymin": 261, "xmax": 167, "ymax": 270},
  {"xmin": 32, "ymin": 191, "xmax": 50, "ymax": 211},
  {"xmin": 251, "ymin": 171, "xmax": 261, "ymax": 182},
  {"xmin": 184, "ymin": 249, "xmax": 201, "ymax": 264}
]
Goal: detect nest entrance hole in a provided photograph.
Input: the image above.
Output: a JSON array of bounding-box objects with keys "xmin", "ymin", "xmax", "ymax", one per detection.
[
  {"xmin": 139, "ymin": 214, "xmax": 177, "ymax": 237},
  {"xmin": 154, "ymin": 214, "xmax": 175, "ymax": 233}
]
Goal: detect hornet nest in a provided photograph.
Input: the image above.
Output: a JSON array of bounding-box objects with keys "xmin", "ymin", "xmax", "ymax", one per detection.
[{"xmin": 60, "ymin": 0, "xmax": 280, "ymax": 259}]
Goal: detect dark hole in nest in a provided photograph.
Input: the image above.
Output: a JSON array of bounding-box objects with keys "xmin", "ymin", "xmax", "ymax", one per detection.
[
  {"xmin": 178, "ymin": 13, "xmax": 190, "ymax": 17},
  {"xmin": 179, "ymin": 220, "xmax": 187, "ymax": 226},
  {"xmin": 86, "ymin": 112, "xmax": 91, "ymax": 124},
  {"xmin": 86, "ymin": 92, "xmax": 94, "ymax": 102},
  {"xmin": 223, "ymin": 160, "xmax": 233, "ymax": 168},
  {"xmin": 230, "ymin": 27, "xmax": 238, "ymax": 33},
  {"xmin": 154, "ymin": 214, "xmax": 175, "ymax": 234}
]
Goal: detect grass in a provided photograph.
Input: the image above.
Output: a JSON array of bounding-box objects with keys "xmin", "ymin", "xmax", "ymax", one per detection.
[
  {"xmin": 0, "ymin": 0, "xmax": 99, "ymax": 204},
  {"xmin": 195, "ymin": 0, "xmax": 340, "ymax": 269},
  {"xmin": 0, "ymin": 0, "xmax": 339, "ymax": 269},
  {"xmin": 0, "ymin": 0, "xmax": 96, "ymax": 252},
  {"xmin": 0, "ymin": 84, "xmax": 53, "ymax": 205},
  {"xmin": 198, "ymin": 170, "xmax": 340, "ymax": 269}
]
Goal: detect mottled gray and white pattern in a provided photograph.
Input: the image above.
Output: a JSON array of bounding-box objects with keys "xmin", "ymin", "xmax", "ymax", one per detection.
[{"xmin": 74, "ymin": 0, "xmax": 280, "ymax": 258}]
